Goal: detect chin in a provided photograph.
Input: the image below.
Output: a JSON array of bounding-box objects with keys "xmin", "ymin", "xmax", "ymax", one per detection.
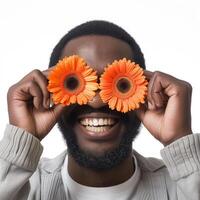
[{"xmin": 57, "ymin": 105, "xmax": 141, "ymax": 170}]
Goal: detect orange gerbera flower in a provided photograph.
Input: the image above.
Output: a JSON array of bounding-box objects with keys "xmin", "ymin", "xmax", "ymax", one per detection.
[
  {"xmin": 47, "ymin": 55, "xmax": 98, "ymax": 106},
  {"xmin": 99, "ymin": 58, "xmax": 148, "ymax": 113}
]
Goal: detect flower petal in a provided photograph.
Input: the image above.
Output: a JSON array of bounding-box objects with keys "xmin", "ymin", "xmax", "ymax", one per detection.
[
  {"xmin": 47, "ymin": 55, "xmax": 98, "ymax": 106},
  {"xmin": 100, "ymin": 58, "xmax": 148, "ymax": 113}
]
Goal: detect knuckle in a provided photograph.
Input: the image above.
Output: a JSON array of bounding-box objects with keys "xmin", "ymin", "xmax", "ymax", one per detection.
[
  {"xmin": 186, "ymin": 82, "xmax": 192, "ymax": 91},
  {"xmin": 181, "ymin": 81, "xmax": 192, "ymax": 91},
  {"xmin": 31, "ymin": 69, "xmax": 41, "ymax": 76},
  {"xmin": 27, "ymin": 80, "xmax": 36, "ymax": 88},
  {"xmin": 176, "ymin": 81, "xmax": 192, "ymax": 95},
  {"xmin": 7, "ymin": 84, "xmax": 16, "ymax": 97},
  {"xmin": 154, "ymin": 71, "xmax": 162, "ymax": 77},
  {"xmin": 184, "ymin": 82, "xmax": 193, "ymax": 95}
]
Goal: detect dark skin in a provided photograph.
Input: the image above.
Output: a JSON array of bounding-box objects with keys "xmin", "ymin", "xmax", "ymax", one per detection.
[
  {"xmin": 7, "ymin": 35, "xmax": 193, "ymax": 187},
  {"xmin": 60, "ymin": 36, "xmax": 136, "ymax": 186}
]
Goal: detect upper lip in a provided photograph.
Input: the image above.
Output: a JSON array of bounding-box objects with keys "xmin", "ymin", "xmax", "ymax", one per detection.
[{"xmin": 78, "ymin": 112, "xmax": 120, "ymax": 120}]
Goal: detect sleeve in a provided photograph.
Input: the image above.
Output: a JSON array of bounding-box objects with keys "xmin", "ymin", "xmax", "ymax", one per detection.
[
  {"xmin": 0, "ymin": 124, "xmax": 43, "ymax": 200},
  {"xmin": 161, "ymin": 133, "xmax": 200, "ymax": 200}
]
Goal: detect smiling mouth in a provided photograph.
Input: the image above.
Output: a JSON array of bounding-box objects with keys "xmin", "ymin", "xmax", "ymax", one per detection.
[
  {"xmin": 77, "ymin": 113, "xmax": 121, "ymax": 139},
  {"xmin": 80, "ymin": 117, "xmax": 118, "ymax": 133}
]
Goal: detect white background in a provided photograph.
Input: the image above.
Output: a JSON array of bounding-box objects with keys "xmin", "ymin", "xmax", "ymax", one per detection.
[{"xmin": 0, "ymin": 0, "xmax": 199, "ymax": 159}]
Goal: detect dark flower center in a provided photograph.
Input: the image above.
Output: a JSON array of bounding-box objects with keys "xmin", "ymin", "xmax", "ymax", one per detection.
[
  {"xmin": 116, "ymin": 78, "xmax": 131, "ymax": 93},
  {"xmin": 64, "ymin": 75, "xmax": 79, "ymax": 91}
]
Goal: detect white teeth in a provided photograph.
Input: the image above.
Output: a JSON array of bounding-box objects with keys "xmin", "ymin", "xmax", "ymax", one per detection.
[
  {"xmin": 89, "ymin": 120, "xmax": 93, "ymax": 126},
  {"xmin": 99, "ymin": 118, "xmax": 103, "ymax": 126},
  {"xmin": 80, "ymin": 118, "xmax": 116, "ymax": 127},
  {"xmin": 85, "ymin": 126, "xmax": 110, "ymax": 133},
  {"xmin": 93, "ymin": 119, "xmax": 98, "ymax": 126},
  {"xmin": 81, "ymin": 119, "xmax": 87, "ymax": 126}
]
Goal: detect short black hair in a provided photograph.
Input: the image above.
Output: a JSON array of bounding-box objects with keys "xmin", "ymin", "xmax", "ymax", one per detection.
[{"xmin": 49, "ymin": 20, "xmax": 146, "ymax": 69}]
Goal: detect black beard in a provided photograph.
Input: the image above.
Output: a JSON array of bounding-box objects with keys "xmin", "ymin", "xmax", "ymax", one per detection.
[{"xmin": 57, "ymin": 105, "xmax": 141, "ymax": 171}]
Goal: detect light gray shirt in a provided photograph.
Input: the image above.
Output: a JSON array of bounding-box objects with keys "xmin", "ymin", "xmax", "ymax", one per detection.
[
  {"xmin": 0, "ymin": 124, "xmax": 200, "ymax": 200},
  {"xmin": 61, "ymin": 154, "xmax": 141, "ymax": 199}
]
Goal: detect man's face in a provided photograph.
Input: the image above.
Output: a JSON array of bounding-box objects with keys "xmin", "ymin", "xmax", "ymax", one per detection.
[{"xmin": 57, "ymin": 35, "xmax": 141, "ymax": 170}]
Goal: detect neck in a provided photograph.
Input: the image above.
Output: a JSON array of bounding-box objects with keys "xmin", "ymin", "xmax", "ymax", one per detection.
[{"xmin": 67, "ymin": 153, "xmax": 135, "ymax": 187}]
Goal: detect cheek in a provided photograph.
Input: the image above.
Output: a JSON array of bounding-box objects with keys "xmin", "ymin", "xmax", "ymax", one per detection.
[
  {"xmin": 127, "ymin": 112, "xmax": 140, "ymax": 125},
  {"xmin": 60, "ymin": 105, "xmax": 79, "ymax": 124}
]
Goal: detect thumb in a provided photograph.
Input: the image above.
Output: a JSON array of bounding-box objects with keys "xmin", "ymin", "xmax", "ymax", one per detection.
[
  {"xmin": 45, "ymin": 104, "xmax": 65, "ymax": 126},
  {"xmin": 51, "ymin": 104, "xmax": 65, "ymax": 120},
  {"xmin": 135, "ymin": 103, "xmax": 147, "ymax": 122}
]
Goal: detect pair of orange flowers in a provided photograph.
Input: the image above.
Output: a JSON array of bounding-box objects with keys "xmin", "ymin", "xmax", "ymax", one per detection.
[{"xmin": 47, "ymin": 55, "xmax": 148, "ymax": 113}]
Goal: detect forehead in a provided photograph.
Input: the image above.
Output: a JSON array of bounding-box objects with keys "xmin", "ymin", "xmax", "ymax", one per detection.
[{"xmin": 60, "ymin": 35, "xmax": 133, "ymax": 74}]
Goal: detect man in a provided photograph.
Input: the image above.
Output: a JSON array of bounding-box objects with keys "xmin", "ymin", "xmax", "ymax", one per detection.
[{"xmin": 0, "ymin": 20, "xmax": 199, "ymax": 200}]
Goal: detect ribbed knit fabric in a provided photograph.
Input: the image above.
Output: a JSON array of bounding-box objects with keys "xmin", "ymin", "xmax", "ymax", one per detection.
[
  {"xmin": 161, "ymin": 134, "xmax": 200, "ymax": 181},
  {"xmin": 41, "ymin": 172, "xmax": 66, "ymax": 200},
  {"xmin": 0, "ymin": 124, "xmax": 200, "ymax": 199},
  {"xmin": 0, "ymin": 124, "xmax": 43, "ymax": 171}
]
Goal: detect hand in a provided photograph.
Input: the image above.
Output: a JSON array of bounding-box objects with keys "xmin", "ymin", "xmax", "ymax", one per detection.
[
  {"xmin": 7, "ymin": 69, "xmax": 65, "ymax": 140},
  {"xmin": 136, "ymin": 71, "xmax": 193, "ymax": 146}
]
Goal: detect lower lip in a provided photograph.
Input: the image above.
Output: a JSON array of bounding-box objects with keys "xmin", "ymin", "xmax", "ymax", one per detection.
[{"xmin": 76, "ymin": 122, "xmax": 122, "ymax": 141}]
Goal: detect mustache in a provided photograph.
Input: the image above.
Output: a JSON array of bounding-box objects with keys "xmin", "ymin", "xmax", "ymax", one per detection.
[
  {"xmin": 61, "ymin": 104, "xmax": 128, "ymax": 124},
  {"xmin": 68, "ymin": 104, "xmax": 123, "ymax": 116}
]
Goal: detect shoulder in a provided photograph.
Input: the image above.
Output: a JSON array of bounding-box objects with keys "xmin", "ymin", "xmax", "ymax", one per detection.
[
  {"xmin": 133, "ymin": 150, "xmax": 166, "ymax": 173},
  {"xmin": 133, "ymin": 149, "xmax": 175, "ymax": 186},
  {"xmin": 37, "ymin": 150, "xmax": 68, "ymax": 173},
  {"xmin": 133, "ymin": 150, "xmax": 177, "ymax": 198}
]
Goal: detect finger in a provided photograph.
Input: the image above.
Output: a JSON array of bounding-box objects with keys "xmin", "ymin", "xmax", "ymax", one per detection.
[
  {"xmin": 42, "ymin": 69, "xmax": 49, "ymax": 78},
  {"xmin": 135, "ymin": 104, "xmax": 147, "ymax": 122},
  {"xmin": 143, "ymin": 70, "xmax": 153, "ymax": 81},
  {"xmin": 150, "ymin": 78, "xmax": 165, "ymax": 109},
  {"xmin": 32, "ymin": 71, "xmax": 50, "ymax": 109},
  {"xmin": 152, "ymin": 92, "xmax": 165, "ymax": 109},
  {"xmin": 42, "ymin": 65, "xmax": 56, "ymax": 78},
  {"xmin": 150, "ymin": 71, "xmax": 179, "ymax": 97},
  {"xmin": 32, "ymin": 70, "xmax": 50, "ymax": 109},
  {"xmin": 20, "ymin": 80, "xmax": 44, "ymax": 110},
  {"xmin": 148, "ymin": 71, "xmax": 181, "ymax": 110},
  {"xmin": 21, "ymin": 70, "xmax": 50, "ymax": 109},
  {"xmin": 52, "ymin": 104, "xmax": 65, "ymax": 119},
  {"xmin": 46, "ymin": 104, "xmax": 65, "ymax": 125},
  {"xmin": 158, "ymin": 92, "xmax": 168, "ymax": 106},
  {"xmin": 42, "ymin": 68, "xmax": 56, "ymax": 108},
  {"xmin": 146, "ymin": 72, "xmax": 157, "ymax": 109},
  {"xmin": 147, "ymin": 71, "xmax": 173, "ymax": 110}
]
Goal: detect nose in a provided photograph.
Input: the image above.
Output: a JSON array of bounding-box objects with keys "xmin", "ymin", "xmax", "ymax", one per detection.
[{"xmin": 87, "ymin": 90, "xmax": 107, "ymax": 109}]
